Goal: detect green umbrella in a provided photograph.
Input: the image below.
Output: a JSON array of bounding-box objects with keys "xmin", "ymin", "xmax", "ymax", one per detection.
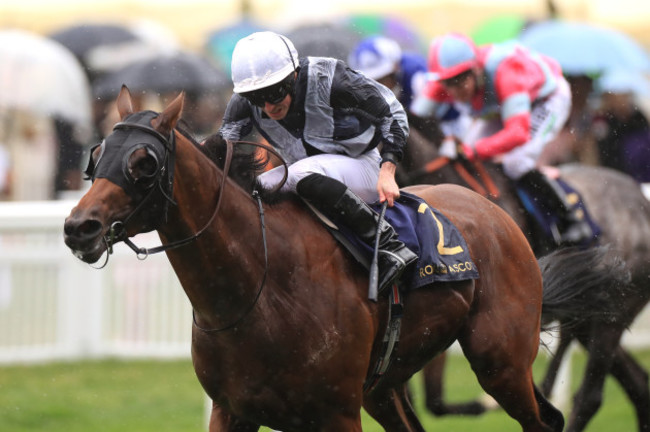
[{"xmin": 471, "ymin": 14, "xmax": 527, "ymax": 46}]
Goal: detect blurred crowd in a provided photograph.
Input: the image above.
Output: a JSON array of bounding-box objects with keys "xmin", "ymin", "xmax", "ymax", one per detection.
[{"xmin": 1, "ymin": 3, "xmax": 649, "ymax": 201}]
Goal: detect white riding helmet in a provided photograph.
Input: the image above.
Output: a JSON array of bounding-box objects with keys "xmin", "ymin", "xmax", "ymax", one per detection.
[
  {"xmin": 231, "ymin": 31, "xmax": 299, "ymax": 94},
  {"xmin": 348, "ymin": 36, "xmax": 402, "ymax": 80}
]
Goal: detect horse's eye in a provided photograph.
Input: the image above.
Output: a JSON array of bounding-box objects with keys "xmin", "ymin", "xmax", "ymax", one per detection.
[{"xmin": 125, "ymin": 147, "xmax": 159, "ymax": 187}]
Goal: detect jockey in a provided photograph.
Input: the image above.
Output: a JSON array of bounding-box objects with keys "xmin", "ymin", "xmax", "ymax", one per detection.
[
  {"xmin": 347, "ymin": 35, "xmax": 427, "ymax": 109},
  {"xmin": 219, "ymin": 31, "xmax": 417, "ymax": 293},
  {"xmin": 348, "ymin": 35, "xmax": 462, "ymax": 138},
  {"xmin": 411, "ymin": 32, "xmax": 593, "ymax": 246}
]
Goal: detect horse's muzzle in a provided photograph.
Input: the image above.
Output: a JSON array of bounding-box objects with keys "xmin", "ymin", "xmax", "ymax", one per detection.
[{"xmin": 63, "ymin": 216, "xmax": 107, "ymax": 263}]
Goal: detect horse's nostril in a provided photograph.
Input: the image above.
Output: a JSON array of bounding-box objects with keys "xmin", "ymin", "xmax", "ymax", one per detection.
[
  {"xmin": 65, "ymin": 218, "xmax": 103, "ymax": 239},
  {"xmin": 79, "ymin": 219, "xmax": 103, "ymax": 237}
]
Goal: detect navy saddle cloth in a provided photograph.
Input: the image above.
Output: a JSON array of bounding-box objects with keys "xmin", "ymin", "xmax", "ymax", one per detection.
[{"xmin": 336, "ymin": 191, "xmax": 479, "ymax": 290}]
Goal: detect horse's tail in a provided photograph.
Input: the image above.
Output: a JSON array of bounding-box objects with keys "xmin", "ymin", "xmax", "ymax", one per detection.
[{"xmin": 538, "ymin": 245, "xmax": 631, "ymax": 331}]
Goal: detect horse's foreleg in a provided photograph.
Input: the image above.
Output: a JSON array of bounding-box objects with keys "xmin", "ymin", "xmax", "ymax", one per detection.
[
  {"xmin": 610, "ymin": 346, "xmax": 650, "ymax": 432},
  {"xmin": 566, "ymin": 325, "xmax": 624, "ymax": 432},
  {"xmin": 422, "ymin": 352, "xmax": 486, "ymax": 416},
  {"xmin": 208, "ymin": 402, "xmax": 260, "ymax": 432},
  {"xmin": 363, "ymin": 386, "xmax": 425, "ymax": 432}
]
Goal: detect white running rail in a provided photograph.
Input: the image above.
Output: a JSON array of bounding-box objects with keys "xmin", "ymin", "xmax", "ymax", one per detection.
[{"xmin": 0, "ymin": 200, "xmax": 192, "ymax": 364}]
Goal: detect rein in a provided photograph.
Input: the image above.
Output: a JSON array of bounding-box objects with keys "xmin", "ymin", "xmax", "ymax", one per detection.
[
  {"xmin": 191, "ymin": 190, "xmax": 269, "ymax": 333},
  {"xmin": 413, "ymin": 156, "xmax": 500, "ymax": 200}
]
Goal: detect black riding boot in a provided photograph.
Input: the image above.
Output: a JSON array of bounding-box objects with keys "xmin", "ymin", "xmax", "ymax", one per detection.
[
  {"xmin": 517, "ymin": 169, "xmax": 593, "ymax": 246},
  {"xmin": 296, "ymin": 173, "xmax": 418, "ymax": 294}
]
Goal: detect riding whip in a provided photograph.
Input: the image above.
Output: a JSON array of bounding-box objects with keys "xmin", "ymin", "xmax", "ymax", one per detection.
[{"xmin": 369, "ymin": 201, "xmax": 388, "ymax": 301}]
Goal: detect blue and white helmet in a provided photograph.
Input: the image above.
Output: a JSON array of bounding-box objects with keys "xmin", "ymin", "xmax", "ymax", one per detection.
[{"xmin": 348, "ymin": 36, "xmax": 402, "ymax": 80}]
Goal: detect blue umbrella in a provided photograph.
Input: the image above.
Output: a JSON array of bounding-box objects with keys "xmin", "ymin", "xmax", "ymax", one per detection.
[
  {"xmin": 203, "ymin": 19, "xmax": 269, "ymax": 75},
  {"xmin": 519, "ymin": 20, "xmax": 650, "ymax": 75},
  {"xmin": 596, "ymin": 69, "xmax": 650, "ymax": 96}
]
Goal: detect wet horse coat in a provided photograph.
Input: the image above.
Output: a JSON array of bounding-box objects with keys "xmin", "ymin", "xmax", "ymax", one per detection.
[{"xmin": 64, "ymin": 87, "xmax": 568, "ymax": 432}]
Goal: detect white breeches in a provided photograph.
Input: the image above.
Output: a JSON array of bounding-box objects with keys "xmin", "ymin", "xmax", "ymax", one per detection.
[{"xmin": 258, "ymin": 148, "xmax": 382, "ymax": 203}]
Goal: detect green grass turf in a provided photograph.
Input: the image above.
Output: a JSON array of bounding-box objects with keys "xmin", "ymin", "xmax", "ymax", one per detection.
[{"xmin": 1, "ymin": 349, "xmax": 648, "ymax": 431}]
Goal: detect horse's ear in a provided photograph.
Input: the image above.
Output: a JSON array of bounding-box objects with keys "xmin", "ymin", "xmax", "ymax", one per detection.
[
  {"xmin": 116, "ymin": 85, "xmax": 134, "ymax": 119},
  {"xmin": 153, "ymin": 91, "xmax": 184, "ymax": 134}
]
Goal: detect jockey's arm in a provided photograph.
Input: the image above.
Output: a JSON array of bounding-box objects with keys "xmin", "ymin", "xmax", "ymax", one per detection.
[
  {"xmin": 473, "ymin": 113, "xmax": 531, "ymax": 159},
  {"xmin": 409, "ymin": 81, "xmax": 455, "ymax": 121},
  {"xmin": 474, "ymin": 79, "xmax": 532, "ymax": 159},
  {"xmin": 473, "ymin": 58, "xmax": 538, "ymax": 160},
  {"xmin": 331, "ymin": 64, "xmax": 407, "ymax": 206},
  {"xmin": 377, "ymin": 154, "xmax": 400, "ymax": 206}
]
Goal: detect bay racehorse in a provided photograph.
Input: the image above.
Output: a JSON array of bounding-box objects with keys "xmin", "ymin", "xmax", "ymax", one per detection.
[
  {"xmin": 64, "ymin": 86, "xmax": 622, "ymax": 431},
  {"xmin": 402, "ymin": 130, "xmax": 650, "ymax": 432}
]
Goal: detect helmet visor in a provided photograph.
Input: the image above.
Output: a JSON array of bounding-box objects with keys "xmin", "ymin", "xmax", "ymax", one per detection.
[{"xmin": 241, "ymin": 73, "xmax": 295, "ymax": 107}]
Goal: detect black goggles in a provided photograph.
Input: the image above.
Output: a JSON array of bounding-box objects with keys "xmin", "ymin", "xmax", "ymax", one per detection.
[{"xmin": 241, "ymin": 74, "xmax": 295, "ymax": 107}]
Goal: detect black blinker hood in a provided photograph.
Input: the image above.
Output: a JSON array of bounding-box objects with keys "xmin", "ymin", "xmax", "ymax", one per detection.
[
  {"xmin": 85, "ymin": 110, "xmax": 176, "ymax": 229},
  {"xmin": 92, "ymin": 111, "xmax": 171, "ymax": 198}
]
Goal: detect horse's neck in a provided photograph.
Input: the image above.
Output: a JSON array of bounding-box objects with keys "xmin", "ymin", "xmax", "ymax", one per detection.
[
  {"xmin": 159, "ymin": 134, "xmax": 353, "ymax": 331},
  {"xmin": 160, "ymin": 136, "xmax": 265, "ymax": 321}
]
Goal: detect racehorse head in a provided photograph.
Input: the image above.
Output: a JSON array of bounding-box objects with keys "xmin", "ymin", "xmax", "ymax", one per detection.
[{"xmin": 64, "ymin": 85, "xmax": 183, "ymax": 263}]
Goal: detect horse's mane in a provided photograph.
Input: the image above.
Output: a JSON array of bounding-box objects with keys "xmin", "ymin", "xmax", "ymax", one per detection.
[{"xmin": 175, "ymin": 124, "xmax": 293, "ymax": 203}]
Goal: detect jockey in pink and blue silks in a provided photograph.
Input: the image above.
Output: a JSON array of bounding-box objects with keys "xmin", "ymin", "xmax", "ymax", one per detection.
[{"xmin": 411, "ymin": 32, "xmax": 592, "ymax": 246}]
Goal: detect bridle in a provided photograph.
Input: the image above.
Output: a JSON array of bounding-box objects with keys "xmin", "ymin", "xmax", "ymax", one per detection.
[
  {"xmin": 110, "ymin": 119, "xmax": 229, "ymax": 258},
  {"xmin": 89, "ymin": 113, "xmax": 287, "ymax": 259},
  {"xmin": 86, "ymin": 113, "xmax": 288, "ymax": 333}
]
